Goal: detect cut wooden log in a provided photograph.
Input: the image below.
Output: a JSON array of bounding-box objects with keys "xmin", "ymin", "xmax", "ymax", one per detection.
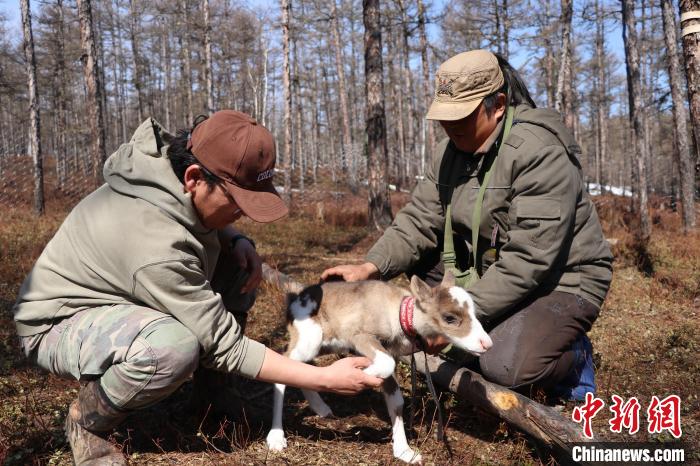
[{"xmin": 260, "ymin": 263, "xmax": 592, "ymax": 459}]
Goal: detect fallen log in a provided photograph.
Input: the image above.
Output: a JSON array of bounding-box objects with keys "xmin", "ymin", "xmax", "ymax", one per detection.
[{"xmin": 260, "ymin": 263, "xmax": 591, "ymax": 460}]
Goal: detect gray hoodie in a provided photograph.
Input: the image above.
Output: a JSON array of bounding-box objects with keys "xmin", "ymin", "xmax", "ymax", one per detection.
[{"xmin": 13, "ymin": 118, "xmax": 266, "ymax": 378}]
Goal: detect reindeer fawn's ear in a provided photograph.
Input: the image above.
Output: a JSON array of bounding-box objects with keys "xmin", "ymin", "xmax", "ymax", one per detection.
[
  {"xmin": 440, "ymin": 270, "xmax": 456, "ymax": 288},
  {"xmin": 410, "ymin": 275, "xmax": 433, "ymax": 302}
]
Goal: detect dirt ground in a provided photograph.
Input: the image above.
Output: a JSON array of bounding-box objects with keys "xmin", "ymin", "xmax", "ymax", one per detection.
[{"xmin": 0, "ymin": 193, "xmax": 698, "ymax": 465}]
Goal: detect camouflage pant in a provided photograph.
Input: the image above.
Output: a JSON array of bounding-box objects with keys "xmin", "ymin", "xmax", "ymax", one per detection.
[{"xmin": 20, "ymin": 257, "xmax": 255, "ymax": 411}]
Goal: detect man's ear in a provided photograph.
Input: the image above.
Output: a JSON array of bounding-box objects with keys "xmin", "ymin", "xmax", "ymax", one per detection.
[
  {"xmin": 183, "ymin": 164, "xmax": 203, "ymax": 193},
  {"xmin": 495, "ymin": 92, "xmax": 507, "ymax": 119},
  {"xmin": 410, "ymin": 275, "xmax": 433, "ymax": 302}
]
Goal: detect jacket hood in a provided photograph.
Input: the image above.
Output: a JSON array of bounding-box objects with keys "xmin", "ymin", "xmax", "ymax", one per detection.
[
  {"xmin": 103, "ymin": 118, "xmax": 209, "ymax": 233},
  {"xmin": 512, "ymin": 104, "xmax": 582, "ymax": 160}
]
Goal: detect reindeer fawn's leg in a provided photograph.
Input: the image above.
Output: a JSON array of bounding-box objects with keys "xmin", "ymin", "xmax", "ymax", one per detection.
[
  {"xmin": 383, "ymin": 375, "xmax": 422, "ymax": 464},
  {"xmin": 350, "ymin": 334, "xmax": 421, "ymax": 464},
  {"xmin": 267, "ymin": 321, "xmax": 325, "ymax": 451},
  {"xmin": 301, "ymin": 388, "xmax": 333, "ymax": 418}
]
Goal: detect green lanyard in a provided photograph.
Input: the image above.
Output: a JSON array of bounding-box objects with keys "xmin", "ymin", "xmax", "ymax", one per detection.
[{"xmin": 442, "ymin": 106, "xmax": 514, "ymax": 287}]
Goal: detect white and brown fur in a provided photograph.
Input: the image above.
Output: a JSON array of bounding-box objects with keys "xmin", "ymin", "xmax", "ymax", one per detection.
[{"xmin": 266, "ymin": 273, "xmax": 493, "ymax": 464}]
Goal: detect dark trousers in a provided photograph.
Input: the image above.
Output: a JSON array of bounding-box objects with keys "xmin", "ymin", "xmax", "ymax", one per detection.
[{"xmin": 410, "ymin": 249, "xmax": 599, "ymax": 392}]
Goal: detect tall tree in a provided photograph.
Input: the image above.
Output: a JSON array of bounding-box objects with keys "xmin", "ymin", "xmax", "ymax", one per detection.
[
  {"xmin": 281, "ymin": 0, "xmax": 292, "ymax": 201},
  {"xmin": 594, "ymin": 0, "xmax": 608, "ymax": 192},
  {"xmin": 54, "ymin": 0, "xmax": 68, "ymax": 190},
  {"xmin": 417, "ymin": 0, "xmax": 433, "ymax": 169},
  {"xmin": 622, "ymin": 0, "xmax": 651, "ymax": 240},
  {"xmin": 330, "ymin": 0, "xmax": 352, "ymax": 177},
  {"xmin": 680, "ymin": 0, "xmax": 700, "ymax": 202},
  {"xmin": 180, "ymin": 0, "xmax": 194, "ymax": 125},
  {"xmin": 396, "ymin": 0, "xmax": 416, "ymax": 185},
  {"xmin": 364, "ymin": 0, "xmax": 393, "ymax": 229},
  {"xmin": 203, "ymin": 0, "xmax": 214, "ymax": 115},
  {"xmin": 21, "ymin": 0, "xmax": 44, "ymax": 214},
  {"xmin": 129, "ymin": 0, "xmax": 145, "ymax": 121},
  {"xmin": 77, "ymin": 0, "xmax": 107, "ymax": 186},
  {"xmin": 555, "ymin": 0, "xmax": 574, "ymax": 130},
  {"xmin": 662, "ymin": 0, "xmax": 696, "ymax": 231}
]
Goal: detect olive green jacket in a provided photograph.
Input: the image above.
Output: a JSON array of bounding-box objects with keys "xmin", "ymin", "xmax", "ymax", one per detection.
[{"xmin": 366, "ymin": 104, "xmax": 613, "ymax": 321}]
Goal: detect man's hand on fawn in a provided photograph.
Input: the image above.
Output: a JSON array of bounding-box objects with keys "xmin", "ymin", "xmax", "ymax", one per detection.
[
  {"xmin": 320, "ymin": 357, "xmax": 384, "ymax": 395},
  {"xmin": 321, "ymin": 262, "xmax": 380, "ymax": 282}
]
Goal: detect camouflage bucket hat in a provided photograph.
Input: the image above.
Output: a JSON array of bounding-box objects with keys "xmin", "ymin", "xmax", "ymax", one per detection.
[{"xmin": 426, "ymin": 50, "xmax": 504, "ymax": 121}]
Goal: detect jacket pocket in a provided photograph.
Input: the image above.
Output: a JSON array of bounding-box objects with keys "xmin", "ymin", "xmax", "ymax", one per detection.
[{"xmin": 515, "ymin": 198, "xmax": 561, "ymax": 249}]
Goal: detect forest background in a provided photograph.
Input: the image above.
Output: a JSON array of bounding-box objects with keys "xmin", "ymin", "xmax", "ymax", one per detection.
[{"xmin": 0, "ymin": 0, "xmax": 698, "ymax": 464}]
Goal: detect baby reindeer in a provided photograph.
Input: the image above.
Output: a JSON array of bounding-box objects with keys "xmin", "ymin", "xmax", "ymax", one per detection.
[{"xmin": 266, "ymin": 273, "xmax": 493, "ymax": 464}]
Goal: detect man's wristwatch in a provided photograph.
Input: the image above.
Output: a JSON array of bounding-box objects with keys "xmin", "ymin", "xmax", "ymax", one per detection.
[{"xmin": 230, "ymin": 234, "xmax": 256, "ymax": 251}]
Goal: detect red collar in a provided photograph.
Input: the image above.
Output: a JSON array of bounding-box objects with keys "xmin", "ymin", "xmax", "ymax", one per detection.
[{"xmin": 399, "ymin": 296, "xmax": 417, "ymax": 339}]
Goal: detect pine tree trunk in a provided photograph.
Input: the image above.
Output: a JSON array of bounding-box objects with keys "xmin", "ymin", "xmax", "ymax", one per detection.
[
  {"xmin": 502, "ymin": 0, "xmax": 510, "ymax": 59},
  {"xmin": 161, "ymin": 20, "xmax": 172, "ymax": 129},
  {"xmin": 595, "ymin": 0, "xmax": 608, "ymax": 193},
  {"xmin": 181, "ymin": 0, "xmax": 194, "ymax": 125},
  {"xmin": 77, "ymin": 0, "xmax": 107, "ymax": 187},
  {"xmin": 622, "ymin": 0, "xmax": 651, "ymax": 240},
  {"xmin": 397, "ymin": 0, "xmax": 415, "ymax": 186},
  {"xmin": 129, "ymin": 0, "xmax": 145, "ymax": 121},
  {"xmin": 663, "ymin": 0, "xmax": 696, "ymax": 231},
  {"xmin": 543, "ymin": 0, "xmax": 556, "ymax": 108},
  {"xmin": 364, "ymin": 0, "xmax": 393, "ymax": 230},
  {"xmin": 555, "ymin": 0, "xmax": 574, "ymax": 130},
  {"xmin": 386, "ymin": 25, "xmax": 404, "ymax": 186},
  {"xmin": 281, "ymin": 0, "xmax": 293, "ymax": 202},
  {"xmin": 292, "ymin": 38, "xmax": 304, "ymax": 195},
  {"xmin": 417, "ymin": 0, "xmax": 433, "ymax": 172},
  {"xmin": 21, "ymin": 0, "xmax": 44, "ymax": 214},
  {"xmin": 679, "ymin": 0, "xmax": 700, "ymax": 218},
  {"xmin": 330, "ymin": 0, "xmax": 353, "ymax": 176},
  {"xmin": 203, "ymin": 0, "xmax": 214, "ymax": 115},
  {"xmin": 55, "ymin": 0, "xmax": 68, "ymax": 191}
]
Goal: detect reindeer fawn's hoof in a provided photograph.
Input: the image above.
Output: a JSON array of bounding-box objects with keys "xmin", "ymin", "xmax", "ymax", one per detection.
[
  {"xmin": 395, "ymin": 449, "xmax": 422, "ymax": 464},
  {"xmin": 266, "ymin": 429, "xmax": 287, "ymax": 451}
]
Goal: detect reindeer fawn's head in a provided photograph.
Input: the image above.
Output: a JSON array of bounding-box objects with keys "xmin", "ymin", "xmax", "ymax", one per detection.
[{"xmin": 410, "ymin": 272, "xmax": 493, "ymax": 355}]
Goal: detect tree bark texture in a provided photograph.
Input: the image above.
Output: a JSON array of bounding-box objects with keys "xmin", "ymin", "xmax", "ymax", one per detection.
[
  {"xmin": 417, "ymin": 0, "xmax": 433, "ymax": 171},
  {"xmin": 622, "ymin": 0, "xmax": 651, "ymax": 240},
  {"xmin": 129, "ymin": 0, "xmax": 145, "ymax": 121},
  {"xmin": 331, "ymin": 0, "xmax": 352, "ymax": 174},
  {"xmin": 281, "ymin": 0, "xmax": 293, "ymax": 202},
  {"xmin": 21, "ymin": 0, "xmax": 44, "ymax": 215},
  {"xmin": 203, "ymin": 0, "xmax": 214, "ymax": 115},
  {"xmin": 180, "ymin": 0, "xmax": 194, "ymax": 125},
  {"xmin": 363, "ymin": 0, "xmax": 393, "ymax": 230},
  {"xmin": 680, "ymin": 0, "xmax": 700, "ymax": 216},
  {"xmin": 555, "ymin": 0, "xmax": 574, "ymax": 130},
  {"xmin": 55, "ymin": 0, "xmax": 68, "ymax": 190},
  {"xmin": 594, "ymin": 0, "xmax": 608, "ymax": 193},
  {"xmin": 77, "ymin": 0, "xmax": 107, "ymax": 187},
  {"xmin": 663, "ymin": 0, "xmax": 696, "ymax": 231}
]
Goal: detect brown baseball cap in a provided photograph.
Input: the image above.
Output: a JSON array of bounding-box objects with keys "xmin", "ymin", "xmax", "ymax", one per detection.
[
  {"xmin": 426, "ymin": 50, "xmax": 504, "ymax": 121},
  {"xmin": 187, "ymin": 110, "xmax": 288, "ymax": 223}
]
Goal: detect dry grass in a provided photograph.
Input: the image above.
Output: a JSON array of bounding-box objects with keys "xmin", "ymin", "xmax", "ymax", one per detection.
[{"xmin": 0, "ymin": 192, "xmax": 698, "ymax": 465}]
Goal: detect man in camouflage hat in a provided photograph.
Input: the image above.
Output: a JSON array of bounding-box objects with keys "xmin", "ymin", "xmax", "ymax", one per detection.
[
  {"xmin": 14, "ymin": 110, "xmax": 382, "ymax": 465},
  {"xmin": 324, "ymin": 50, "xmax": 613, "ymax": 401}
]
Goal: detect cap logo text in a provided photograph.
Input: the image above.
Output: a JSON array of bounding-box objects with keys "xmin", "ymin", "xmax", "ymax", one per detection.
[{"xmin": 257, "ymin": 169, "xmax": 274, "ymax": 182}]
